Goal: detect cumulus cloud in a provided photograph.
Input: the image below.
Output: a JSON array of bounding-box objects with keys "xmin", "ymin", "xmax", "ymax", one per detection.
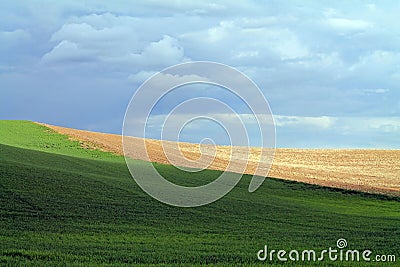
[
  {"xmin": 325, "ymin": 18, "xmax": 372, "ymax": 32},
  {"xmin": 43, "ymin": 20, "xmax": 188, "ymax": 69},
  {"xmin": 128, "ymin": 70, "xmax": 158, "ymax": 83},
  {"xmin": 127, "ymin": 35, "xmax": 189, "ymax": 67},
  {"xmin": 181, "ymin": 20, "xmax": 309, "ymax": 62},
  {"xmin": 41, "ymin": 40, "xmax": 98, "ymax": 63}
]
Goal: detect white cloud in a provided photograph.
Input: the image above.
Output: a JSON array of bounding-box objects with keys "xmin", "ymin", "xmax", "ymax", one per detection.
[
  {"xmin": 43, "ymin": 22, "xmax": 188, "ymax": 68},
  {"xmin": 232, "ymin": 50, "xmax": 259, "ymax": 59},
  {"xmin": 128, "ymin": 70, "xmax": 157, "ymax": 84},
  {"xmin": 68, "ymin": 13, "xmax": 140, "ymax": 29},
  {"xmin": 181, "ymin": 20, "xmax": 309, "ymax": 61},
  {"xmin": 350, "ymin": 50, "xmax": 400, "ymax": 70},
  {"xmin": 274, "ymin": 115, "xmax": 335, "ymax": 129},
  {"xmin": 346, "ymin": 50, "xmax": 400, "ymax": 85},
  {"xmin": 363, "ymin": 88, "xmax": 389, "ymax": 94},
  {"xmin": 50, "ymin": 22, "xmax": 129, "ymax": 44},
  {"xmin": 130, "ymin": 35, "xmax": 188, "ymax": 67},
  {"xmin": 325, "ymin": 18, "xmax": 372, "ymax": 32},
  {"xmin": 365, "ymin": 117, "xmax": 400, "ymax": 133},
  {"xmin": 41, "ymin": 40, "xmax": 98, "ymax": 63}
]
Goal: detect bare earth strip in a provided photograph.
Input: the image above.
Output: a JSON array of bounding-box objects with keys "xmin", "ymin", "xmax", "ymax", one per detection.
[{"xmin": 38, "ymin": 123, "xmax": 400, "ymax": 196}]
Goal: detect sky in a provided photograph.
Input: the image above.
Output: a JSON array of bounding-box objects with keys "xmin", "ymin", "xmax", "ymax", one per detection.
[{"xmin": 1, "ymin": 1, "xmax": 399, "ymax": 148}]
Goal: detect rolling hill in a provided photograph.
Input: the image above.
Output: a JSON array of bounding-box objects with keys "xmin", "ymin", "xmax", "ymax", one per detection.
[
  {"xmin": 41, "ymin": 122, "xmax": 400, "ymax": 196},
  {"xmin": 0, "ymin": 120, "xmax": 399, "ymax": 266}
]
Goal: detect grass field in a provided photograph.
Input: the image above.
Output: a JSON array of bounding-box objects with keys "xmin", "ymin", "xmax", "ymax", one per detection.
[{"xmin": 0, "ymin": 120, "xmax": 399, "ymax": 266}]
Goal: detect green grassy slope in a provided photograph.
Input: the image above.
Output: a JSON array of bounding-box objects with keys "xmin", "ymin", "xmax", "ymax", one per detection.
[
  {"xmin": 0, "ymin": 120, "xmax": 399, "ymax": 266},
  {"xmin": 0, "ymin": 120, "xmax": 120, "ymax": 161}
]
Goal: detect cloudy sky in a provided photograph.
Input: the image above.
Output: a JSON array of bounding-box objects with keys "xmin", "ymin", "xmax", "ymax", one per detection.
[{"xmin": 1, "ymin": 1, "xmax": 399, "ymax": 148}]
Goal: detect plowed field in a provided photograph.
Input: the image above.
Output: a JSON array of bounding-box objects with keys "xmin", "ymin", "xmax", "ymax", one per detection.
[{"xmin": 39, "ymin": 123, "xmax": 400, "ymax": 196}]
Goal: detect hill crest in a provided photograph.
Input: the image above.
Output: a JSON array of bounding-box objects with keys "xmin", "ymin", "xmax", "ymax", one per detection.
[{"xmin": 36, "ymin": 122, "xmax": 400, "ymax": 196}]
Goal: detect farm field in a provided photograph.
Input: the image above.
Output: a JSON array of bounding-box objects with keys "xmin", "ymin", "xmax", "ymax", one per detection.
[
  {"xmin": 42, "ymin": 122, "xmax": 400, "ymax": 196},
  {"xmin": 0, "ymin": 120, "xmax": 399, "ymax": 266}
]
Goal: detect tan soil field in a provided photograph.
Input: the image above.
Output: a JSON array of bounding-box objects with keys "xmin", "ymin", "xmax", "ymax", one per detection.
[{"xmin": 38, "ymin": 123, "xmax": 400, "ymax": 197}]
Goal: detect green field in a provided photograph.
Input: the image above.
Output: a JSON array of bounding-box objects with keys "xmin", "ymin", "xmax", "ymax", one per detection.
[{"xmin": 0, "ymin": 120, "xmax": 399, "ymax": 266}]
